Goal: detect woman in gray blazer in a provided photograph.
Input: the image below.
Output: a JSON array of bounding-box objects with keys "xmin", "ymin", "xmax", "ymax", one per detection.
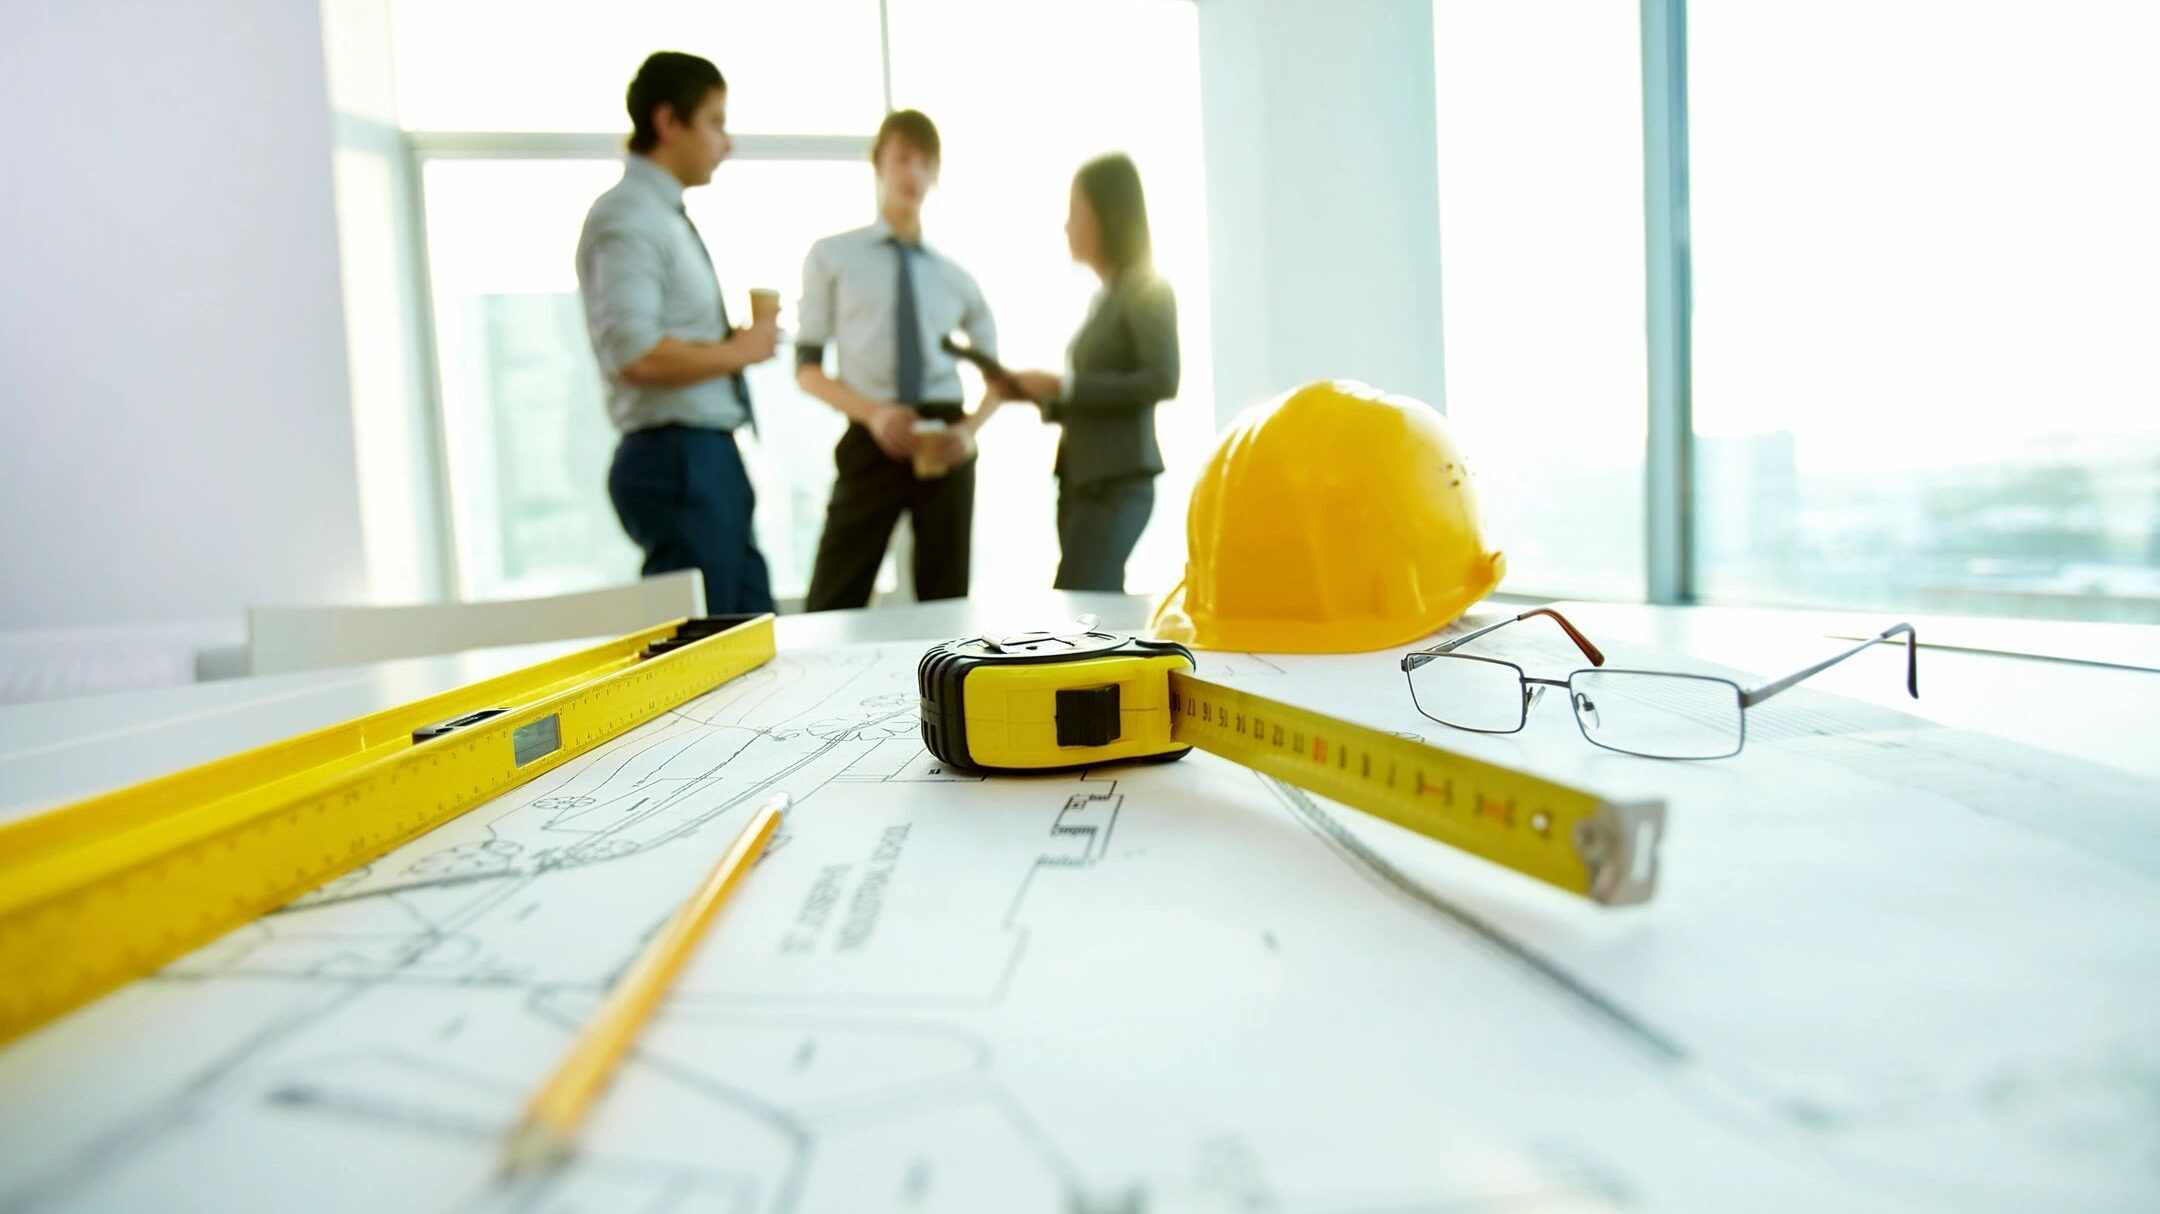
[{"xmin": 1003, "ymin": 153, "xmax": 1180, "ymax": 593}]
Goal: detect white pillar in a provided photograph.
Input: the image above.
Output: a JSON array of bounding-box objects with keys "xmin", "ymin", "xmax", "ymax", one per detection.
[{"xmin": 1197, "ymin": 0, "xmax": 1448, "ymax": 428}]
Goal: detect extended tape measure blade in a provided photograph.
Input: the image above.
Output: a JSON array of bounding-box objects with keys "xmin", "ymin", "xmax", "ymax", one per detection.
[{"xmin": 1163, "ymin": 671, "xmax": 1662, "ymax": 905}]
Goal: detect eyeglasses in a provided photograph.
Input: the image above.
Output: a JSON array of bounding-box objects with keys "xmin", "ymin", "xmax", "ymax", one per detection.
[{"xmin": 1400, "ymin": 609, "xmax": 1918, "ymax": 760}]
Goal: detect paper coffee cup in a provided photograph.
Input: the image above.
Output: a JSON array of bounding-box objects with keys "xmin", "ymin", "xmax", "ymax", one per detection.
[
  {"xmin": 912, "ymin": 418, "xmax": 949, "ymax": 479},
  {"xmin": 748, "ymin": 288, "xmax": 781, "ymax": 324}
]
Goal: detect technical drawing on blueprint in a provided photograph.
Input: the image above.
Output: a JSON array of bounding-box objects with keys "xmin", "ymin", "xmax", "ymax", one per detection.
[{"xmin": 2, "ymin": 637, "xmax": 2156, "ymax": 1213}]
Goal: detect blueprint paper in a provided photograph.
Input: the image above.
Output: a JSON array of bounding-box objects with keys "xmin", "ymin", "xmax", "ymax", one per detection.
[{"xmin": 0, "ymin": 631, "xmax": 2155, "ymax": 1213}]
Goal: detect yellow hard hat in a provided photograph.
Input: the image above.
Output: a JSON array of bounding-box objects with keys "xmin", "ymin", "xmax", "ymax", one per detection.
[{"xmin": 1150, "ymin": 380, "xmax": 1505, "ymax": 653}]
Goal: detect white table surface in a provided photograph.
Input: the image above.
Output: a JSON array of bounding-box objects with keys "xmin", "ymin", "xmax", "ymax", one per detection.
[
  {"xmin": 2, "ymin": 592, "xmax": 2153, "ymax": 821},
  {"xmin": 0, "ymin": 593, "xmax": 1147, "ymax": 819}
]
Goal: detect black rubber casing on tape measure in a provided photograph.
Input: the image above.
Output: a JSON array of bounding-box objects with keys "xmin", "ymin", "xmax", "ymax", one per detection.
[{"xmin": 918, "ymin": 633, "xmax": 1195, "ymax": 773}]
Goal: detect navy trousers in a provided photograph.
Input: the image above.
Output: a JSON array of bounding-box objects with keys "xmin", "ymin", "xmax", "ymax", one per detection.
[
  {"xmin": 608, "ymin": 425, "xmax": 775, "ymax": 614},
  {"xmin": 1054, "ymin": 475, "xmax": 1155, "ymax": 593}
]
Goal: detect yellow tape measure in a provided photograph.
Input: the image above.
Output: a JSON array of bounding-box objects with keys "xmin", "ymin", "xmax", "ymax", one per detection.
[
  {"xmin": 0, "ymin": 615, "xmax": 775, "ymax": 1046},
  {"xmin": 918, "ymin": 628, "xmax": 1664, "ymax": 905}
]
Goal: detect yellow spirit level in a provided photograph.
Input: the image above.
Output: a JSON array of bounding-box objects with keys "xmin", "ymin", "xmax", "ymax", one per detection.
[
  {"xmin": 918, "ymin": 627, "xmax": 1663, "ymax": 906},
  {"xmin": 0, "ymin": 615, "xmax": 776, "ymax": 1046}
]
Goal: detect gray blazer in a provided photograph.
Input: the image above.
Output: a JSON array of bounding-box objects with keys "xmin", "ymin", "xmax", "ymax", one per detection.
[{"xmin": 1046, "ymin": 271, "xmax": 1180, "ymax": 487}]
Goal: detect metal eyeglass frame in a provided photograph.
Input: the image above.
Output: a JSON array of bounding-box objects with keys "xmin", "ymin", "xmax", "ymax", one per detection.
[{"xmin": 1398, "ymin": 608, "xmax": 1919, "ymax": 760}]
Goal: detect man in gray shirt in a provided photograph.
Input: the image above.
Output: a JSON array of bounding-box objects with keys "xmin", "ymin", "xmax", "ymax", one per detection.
[{"xmin": 575, "ymin": 52, "xmax": 780, "ymax": 613}]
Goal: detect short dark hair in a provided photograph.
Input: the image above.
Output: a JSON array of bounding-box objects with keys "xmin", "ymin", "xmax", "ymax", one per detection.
[
  {"xmin": 871, "ymin": 109, "xmax": 941, "ymax": 166},
  {"xmin": 626, "ymin": 52, "xmax": 725, "ymax": 154},
  {"xmin": 1076, "ymin": 153, "xmax": 1153, "ymax": 273}
]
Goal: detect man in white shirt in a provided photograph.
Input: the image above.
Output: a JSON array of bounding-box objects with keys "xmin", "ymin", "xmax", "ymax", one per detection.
[{"xmin": 794, "ymin": 110, "xmax": 1002, "ymax": 611}]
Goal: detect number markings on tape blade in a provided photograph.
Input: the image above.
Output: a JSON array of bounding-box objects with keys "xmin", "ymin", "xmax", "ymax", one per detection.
[{"xmin": 1165, "ymin": 671, "xmax": 1662, "ymax": 905}]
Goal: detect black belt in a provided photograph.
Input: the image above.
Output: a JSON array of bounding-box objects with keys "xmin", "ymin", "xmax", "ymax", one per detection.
[
  {"xmin": 629, "ymin": 423, "xmax": 742, "ymax": 438},
  {"xmin": 906, "ymin": 402, "xmax": 965, "ymax": 423}
]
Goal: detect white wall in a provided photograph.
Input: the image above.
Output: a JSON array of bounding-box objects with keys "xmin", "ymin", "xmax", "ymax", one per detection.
[
  {"xmin": 1197, "ymin": 0, "xmax": 1448, "ymax": 425},
  {"xmin": 0, "ymin": 0, "xmax": 366, "ymax": 629}
]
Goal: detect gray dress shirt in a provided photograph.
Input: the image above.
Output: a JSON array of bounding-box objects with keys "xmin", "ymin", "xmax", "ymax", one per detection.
[
  {"xmin": 575, "ymin": 156, "xmax": 750, "ymax": 434},
  {"xmin": 795, "ymin": 220, "xmax": 997, "ymax": 404}
]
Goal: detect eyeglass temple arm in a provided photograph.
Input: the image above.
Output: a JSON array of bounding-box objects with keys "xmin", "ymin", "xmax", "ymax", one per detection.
[
  {"xmin": 1740, "ymin": 623, "xmax": 1918, "ymax": 708},
  {"xmin": 1416, "ymin": 608, "xmax": 1606, "ymax": 665}
]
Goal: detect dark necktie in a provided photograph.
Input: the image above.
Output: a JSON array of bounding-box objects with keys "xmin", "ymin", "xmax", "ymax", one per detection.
[
  {"xmin": 678, "ymin": 206, "xmax": 755, "ymax": 431},
  {"xmin": 890, "ymin": 237, "xmax": 925, "ymax": 406}
]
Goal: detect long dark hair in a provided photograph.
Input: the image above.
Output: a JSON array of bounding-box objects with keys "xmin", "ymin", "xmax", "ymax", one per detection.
[{"xmin": 1075, "ymin": 153, "xmax": 1152, "ymax": 274}]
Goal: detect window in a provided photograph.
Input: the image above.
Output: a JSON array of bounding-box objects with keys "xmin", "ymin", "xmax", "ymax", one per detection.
[
  {"xmin": 1433, "ymin": 1, "xmax": 1648, "ymax": 600},
  {"xmin": 419, "ymin": 159, "xmax": 632, "ymax": 599},
  {"xmin": 417, "ymin": 158, "xmax": 879, "ymax": 601},
  {"xmin": 688, "ymin": 161, "xmax": 880, "ymax": 598},
  {"xmin": 1689, "ymin": 1, "xmax": 2160, "ymax": 622},
  {"xmin": 387, "ymin": 0, "xmax": 883, "ymax": 134},
  {"xmin": 885, "ymin": 0, "xmax": 1215, "ymax": 595},
  {"xmin": 334, "ymin": 1, "xmax": 1215, "ymax": 604}
]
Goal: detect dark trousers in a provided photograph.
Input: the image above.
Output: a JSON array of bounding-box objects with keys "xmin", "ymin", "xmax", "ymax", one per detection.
[
  {"xmin": 805, "ymin": 407, "xmax": 973, "ymax": 611},
  {"xmin": 1054, "ymin": 475, "xmax": 1155, "ymax": 593},
  {"xmin": 608, "ymin": 425, "xmax": 775, "ymax": 614}
]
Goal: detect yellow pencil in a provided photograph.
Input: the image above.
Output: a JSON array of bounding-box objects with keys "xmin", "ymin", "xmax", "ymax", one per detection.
[{"xmin": 500, "ymin": 791, "xmax": 791, "ymax": 1179}]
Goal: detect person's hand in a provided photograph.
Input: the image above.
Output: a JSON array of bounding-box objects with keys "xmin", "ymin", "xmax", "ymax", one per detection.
[
  {"xmin": 1008, "ymin": 370, "xmax": 1063, "ymax": 403},
  {"xmin": 937, "ymin": 424, "xmax": 979, "ymax": 468},
  {"xmin": 865, "ymin": 402, "xmax": 919, "ymax": 460},
  {"xmin": 733, "ymin": 319, "xmax": 781, "ymax": 364},
  {"xmin": 984, "ymin": 373, "xmax": 1023, "ymax": 405}
]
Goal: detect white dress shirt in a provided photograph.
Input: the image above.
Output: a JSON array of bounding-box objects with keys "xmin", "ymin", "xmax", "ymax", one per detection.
[{"xmin": 795, "ymin": 220, "xmax": 997, "ymax": 404}]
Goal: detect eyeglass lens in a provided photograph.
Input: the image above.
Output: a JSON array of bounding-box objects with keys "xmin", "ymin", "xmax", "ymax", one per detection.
[
  {"xmin": 1568, "ymin": 670, "xmax": 1744, "ymax": 759},
  {"xmin": 1405, "ymin": 654, "xmax": 1527, "ymax": 733}
]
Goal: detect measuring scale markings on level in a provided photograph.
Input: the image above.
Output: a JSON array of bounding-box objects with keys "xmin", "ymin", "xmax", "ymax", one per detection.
[{"xmin": 0, "ymin": 615, "xmax": 777, "ymax": 1045}]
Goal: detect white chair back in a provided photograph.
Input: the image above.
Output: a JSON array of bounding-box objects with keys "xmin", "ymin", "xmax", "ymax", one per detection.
[{"xmin": 246, "ymin": 570, "xmax": 707, "ymax": 675}]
